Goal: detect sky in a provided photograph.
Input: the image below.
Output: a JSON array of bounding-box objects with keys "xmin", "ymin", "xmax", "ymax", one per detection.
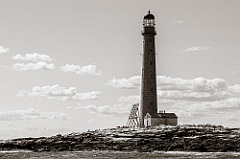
[{"xmin": 0, "ymin": 0, "xmax": 240, "ymax": 139}]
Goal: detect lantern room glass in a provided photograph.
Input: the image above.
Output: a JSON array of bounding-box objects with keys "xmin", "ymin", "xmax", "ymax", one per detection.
[{"xmin": 143, "ymin": 19, "xmax": 155, "ymax": 27}]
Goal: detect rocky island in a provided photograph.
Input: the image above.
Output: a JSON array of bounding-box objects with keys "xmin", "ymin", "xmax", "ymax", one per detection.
[{"xmin": 0, "ymin": 124, "xmax": 239, "ymax": 152}]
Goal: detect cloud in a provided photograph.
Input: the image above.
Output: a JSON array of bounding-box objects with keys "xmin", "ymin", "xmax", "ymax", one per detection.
[
  {"xmin": 166, "ymin": 98, "xmax": 240, "ymax": 120},
  {"xmin": 0, "ymin": 65, "xmax": 8, "ymax": 69},
  {"xmin": 156, "ymin": 76, "xmax": 231, "ymax": 101},
  {"xmin": 12, "ymin": 61, "xmax": 55, "ymax": 71},
  {"xmin": 72, "ymin": 91, "xmax": 101, "ymax": 100},
  {"xmin": 173, "ymin": 20, "xmax": 184, "ymax": 24},
  {"xmin": 228, "ymin": 84, "xmax": 240, "ymax": 94},
  {"xmin": 106, "ymin": 75, "xmax": 240, "ymax": 127},
  {"xmin": 17, "ymin": 84, "xmax": 101, "ymax": 101},
  {"xmin": 157, "ymin": 90, "xmax": 230, "ymax": 102},
  {"xmin": 12, "ymin": 53, "xmax": 52, "ymax": 62},
  {"xmin": 108, "ymin": 76, "xmax": 237, "ymax": 101},
  {"xmin": 71, "ymin": 74, "xmax": 240, "ymax": 126},
  {"xmin": 118, "ymin": 95, "xmax": 140, "ymax": 104},
  {"xmin": 76, "ymin": 96, "xmax": 240, "ymax": 126},
  {"xmin": 158, "ymin": 76, "xmax": 228, "ymax": 91},
  {"xmin": 171, "ymin": 98, "xmax": 240, "ymax": 112},
  {"xmin": 60, "ymin": 64, "xmax": 102, "ymax": 75},
  {"xmin": 182, "ymin": 46, "xmax": 210, "ymax": 52},
  {"xmin": 0, "ymin": 108, "xmax": 69, "ymax": 121},
  {"xmin": 108, "ymin": 76, "xmax": 231, "ymax": 101},
  {"xmin": 0, "ymin": 126, "xmax": 71, "ymax": 140},
  {"xmin": 0, "ymin": 46, "xmax": 10, "ymax": 55},
  {"xmin": 11, "ymin": 53, "xmax": 55, "ymax": 71},
  {"xmin": 76, "ymin": 105, "xmax": 115, "ymax": 115},
  {"xmin": 108, "ymin": 76, "xmax": 228, "ymax": 90},
  {"xmin": 72, "ymin": 95, "xmax": 140, "ymax": 116},
  {"xmin": 107, "ymin": 76, "xmax": 140, "ymax": 89}
]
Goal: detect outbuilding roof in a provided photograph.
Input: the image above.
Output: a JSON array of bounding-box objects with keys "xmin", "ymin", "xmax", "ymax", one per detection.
[{"xmin": 144, "ymin": 112, "xmax": 178, "ymax": 118}]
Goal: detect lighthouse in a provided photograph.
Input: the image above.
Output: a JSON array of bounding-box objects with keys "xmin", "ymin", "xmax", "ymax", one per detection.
[
  {"xmin": 127, "ymin": 11, "xmax": 177, "ymax": 128},
  {"xmin": 140, "ymin": 11, "xmax": 158, "ymax": 127}
]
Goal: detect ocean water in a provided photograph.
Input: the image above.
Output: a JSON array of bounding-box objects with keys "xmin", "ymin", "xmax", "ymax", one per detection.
[{"xmin": 0, "ymin": 151, "xmax": 239, "ymax": 159}]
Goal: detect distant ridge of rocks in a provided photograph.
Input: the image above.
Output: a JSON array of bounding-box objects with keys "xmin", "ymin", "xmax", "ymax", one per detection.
[{"xmin": 0, "ymin": 124, "xmax": 239, "ymax": 152}]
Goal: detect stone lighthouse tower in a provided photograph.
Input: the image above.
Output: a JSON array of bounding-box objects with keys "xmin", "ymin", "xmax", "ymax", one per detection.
[{"xmin": 140, "ymin": 11, "xmax": 158, "ymax": 127}]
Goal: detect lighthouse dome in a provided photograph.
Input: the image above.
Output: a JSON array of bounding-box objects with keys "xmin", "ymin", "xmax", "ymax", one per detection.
[{"xmin": 144, "ymin": 11, "xmax": 155, "ymax": 19}]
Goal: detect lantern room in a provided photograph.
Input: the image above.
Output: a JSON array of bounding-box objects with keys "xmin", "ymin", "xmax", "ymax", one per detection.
[{"xmin": 143, "ymin": 10, "xmax": 155, "ymax": 27}]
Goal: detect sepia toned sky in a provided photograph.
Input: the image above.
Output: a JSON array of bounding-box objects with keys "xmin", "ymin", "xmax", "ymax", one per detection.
[{"xmin": 1, "ymin": 0, "xmax": 240, "ymax": 139}]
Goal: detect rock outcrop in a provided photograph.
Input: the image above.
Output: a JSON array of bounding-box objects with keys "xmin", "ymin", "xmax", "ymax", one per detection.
[{"xmin": 0, "ymin": 125, "xmax": 239, "ymax": 152}]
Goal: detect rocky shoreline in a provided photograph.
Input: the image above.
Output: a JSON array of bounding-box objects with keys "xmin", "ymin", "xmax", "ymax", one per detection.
[{"xmin": 0, "ymin": 125, "xmax": 239, "ymax": 152}]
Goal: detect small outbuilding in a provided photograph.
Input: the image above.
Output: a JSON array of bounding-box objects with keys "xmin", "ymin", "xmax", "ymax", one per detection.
[{"xmin": 144, "ymin": 112, "xmax": 178, "ymax": 127}]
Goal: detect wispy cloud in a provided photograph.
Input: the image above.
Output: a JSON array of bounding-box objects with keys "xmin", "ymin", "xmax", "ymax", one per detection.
[
  {"xmin": 17, "ymin": 84, "xmax": 101, "ymax": 101},
  {"xmin": 107, "ymin": 76, "xmax": 140, "ymax": 89},
  {"xmin": 0, "ymin": 46, "xmax": 10, "ymax": 55},
  {"xmin": 0, "ymin": 65, "xmax": 8, "ymax": 69},
  {"xmin": 0, "ymin": 108, "xmax": 69, "ymax": 121},
  {"xmin": 182, "ymin": 46, "xmax": 210, "ymax": 52},
  {"xmin": 158, "ymin": 76, "xmax": 228, "ymax": 92},
  {"xmin": 12, "ymin": 53, "xmax": 52, "ymax": 62},
  {"xmin": 71, "ymin": 95, "xmax": 140, "ymax": 116},
  {"xmin": 61, "ymin": 64, "xmax": 102, "ymax": 75},
  {"xmin": 12, "ymin": 62, "xmax": 55, "ymax": 71},
  {"xmin": 72, "ymin": 91, "xmax": 101, "ymax": 101},
  {"xmin": 173, "ymin": 20, "xmax": 184, "ymax": 24},
  {"xmin": 166, "ymin": 98, "xmax": 240, "ymax": 119}
]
